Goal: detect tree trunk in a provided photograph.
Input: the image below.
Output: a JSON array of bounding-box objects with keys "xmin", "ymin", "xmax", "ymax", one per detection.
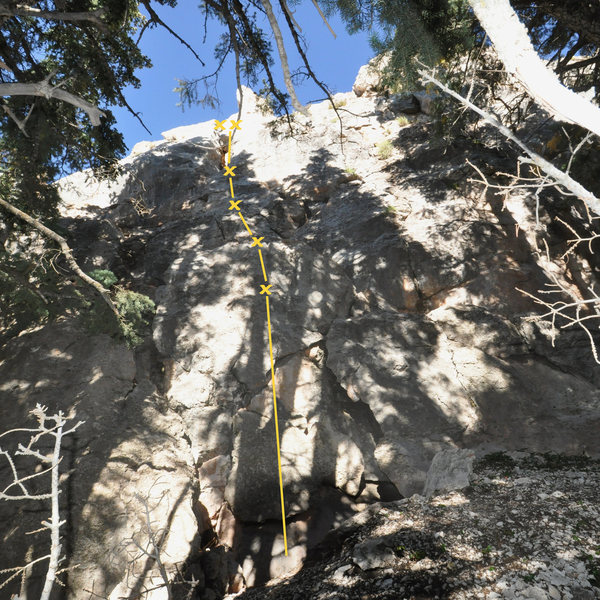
[
  {"xmin": 469, "ymin": 0, "xmax": 600, "ymax": 138},
  {"xmin": 512, "ymin": 0, "xmax": 600, "ymax": 49},
  {"xmin": 260, "ymin": 0, "xmax": 310, "ymax": 117}
]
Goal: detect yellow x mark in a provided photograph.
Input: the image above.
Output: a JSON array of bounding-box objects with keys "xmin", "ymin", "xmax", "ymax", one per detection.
[
  {"xmin": 229, "ymin": 200, "xmax": 241, "ymax": 211},
  {"xmin": 229, "ymin": 119, "xmax": 242, "ymax": 130},
  {"xmin": 260, "ymin": 284, "xmax": 272, "ymax": 295},
  {"xmin": 214, "ymin": 119, "xmax": 227, "ymax": 131},
  {"xmin": 251, "ymin": 236, "xmax": 264, "ymax": 247},
  {"xmin": 224, "ymin": 165, "xmax": 236, "ymax": 177}
]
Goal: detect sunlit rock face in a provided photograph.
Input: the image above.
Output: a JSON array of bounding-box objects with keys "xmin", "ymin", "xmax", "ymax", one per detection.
[{"xmin": 1, "ymin": 64, "xmax": 600, "ymax": 600}]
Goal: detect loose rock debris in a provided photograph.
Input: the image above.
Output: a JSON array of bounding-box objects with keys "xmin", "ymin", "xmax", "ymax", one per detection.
[{"xmin": 231, "ymin": 452, "xmax": 600, "ymax": 600}]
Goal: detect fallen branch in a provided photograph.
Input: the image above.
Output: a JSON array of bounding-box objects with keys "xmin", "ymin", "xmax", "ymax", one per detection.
[{"xmin": 0, "ymin": 195, "xmax": 118, "ymax": 315}]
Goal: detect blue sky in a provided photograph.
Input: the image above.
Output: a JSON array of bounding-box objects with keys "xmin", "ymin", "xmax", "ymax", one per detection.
[{"xmin": 112, "ymin": 2, "xmax": 380, "ymax": 151}]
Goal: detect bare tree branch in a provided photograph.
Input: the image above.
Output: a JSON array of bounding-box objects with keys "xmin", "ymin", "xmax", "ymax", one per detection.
[
  {"xmin": 468, "ymin": 0, "xmax": 600, "ymax": 138},
  {"xmin": 0, "ymin": 80, "xmax": 104, "ymax": 126},
  {"xmin": 0, "ymin": 406, "xmax": 84, "ymax": 599},
  {"xmin": 0, "ymin": 5, "xmax": 106, "ymax": 27},
  {"xmin": 280, "ymin": 0, "xmax": 301, "ymax": 32},
  {"xmin": 140, "ymin": 0, "xmax": 205, "ymax": 67},
  {"xmin": 278, "ymin": 0, "xmax": 346, "ymax": 153},
  {"xmin": 1, "ymin": 100, "xmax": 33, "ymax": 136},
  {"xmin": 260, "ymin": 0, "xmax": 309, "ymax": 116},
  {"xmin": 518, "ymin": 273, "xmax": 600, "ymax": 364},
  {"xmin": 225, "ymin": 0, "xmax": 294, "ymax": 131},
  {"xmin": 310, "ymin": 0, "xmax": 336, "ymax": 38}
]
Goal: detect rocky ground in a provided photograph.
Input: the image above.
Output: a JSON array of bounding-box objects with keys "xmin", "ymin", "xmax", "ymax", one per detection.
[{"xmin": 232, "ymin": 452, "xmax": 600, "ymax": 600}]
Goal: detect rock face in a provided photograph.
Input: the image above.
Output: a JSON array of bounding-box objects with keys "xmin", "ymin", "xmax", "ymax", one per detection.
[
  {"xmin": 1, "ymin": 59, "xmax": 599, "ymax": 600},
  {"xmin": 352, "ymin": 52, "xmax": 391, "ymax": 97}
]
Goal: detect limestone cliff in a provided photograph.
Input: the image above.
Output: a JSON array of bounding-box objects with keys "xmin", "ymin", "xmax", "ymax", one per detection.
[{"xmin": 0, "ymin": 61, "xmax": 599, "ymax": 600}]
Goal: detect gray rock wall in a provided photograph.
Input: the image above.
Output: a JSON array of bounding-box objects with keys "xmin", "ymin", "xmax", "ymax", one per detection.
[{"xmin": 1, "ymin": 74, "xmax": 599, "ymax": 599}]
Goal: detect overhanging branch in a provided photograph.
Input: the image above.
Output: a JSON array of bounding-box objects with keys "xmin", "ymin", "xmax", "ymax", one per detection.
[
  {"xmin": 0, "ymin": 5, "xmax": 106, "ymax": 28},
  {"xmin": 0, "ymin": 81, "xmax": 105, "ymax": 126}
]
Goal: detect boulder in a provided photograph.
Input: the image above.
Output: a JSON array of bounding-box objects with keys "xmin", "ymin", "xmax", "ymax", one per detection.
[
  {"xmin": 353, "ymin": 52, "xmax": 391, "ymax": 97},
  {"xmin": 389, "ymin": 92, "xmax": 421, "ymax": 114},
  {"xmin": 413, "ymin": 90, "xmax": 439, "ymax": 115},
  {"xmin": 423, "ymin": 448, "xmax": 476, "ymax": 497}
]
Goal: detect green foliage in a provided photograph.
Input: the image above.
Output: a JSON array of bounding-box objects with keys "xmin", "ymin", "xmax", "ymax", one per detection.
[
  {"xmin": 0, "ymin": 249, "xmax": 77, "ymax": 340},
  {"xmin": 0, "ymin": 260, "xmax": 156, "ymax": 349},
  {"xmin": 324, "ymin": 0, "xmax": 477, "ymax": 91},
  {"xmin": 396, "ymin": 115, "xmax": 410, "ymax": 126},
  {"xmin": 0, "ymin": 1, "xmax": 170, "ymax": 223},
  {"xmin": 115, "ymin": 289, "xmax": 156, "ymax": 347},
  {"xmin": 176, "ymin": 6, "xmax": 293, "ymax": 118},
  {"xmin": 80, "ymin": 269, "xmax": 155, "ymax": 347},
  {"xmin": 89, "ymin": 269, "xmax": 118, "ymax": 288}
]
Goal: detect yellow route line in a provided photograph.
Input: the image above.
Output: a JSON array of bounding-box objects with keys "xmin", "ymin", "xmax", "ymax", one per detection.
[
  {"xmin": 258, "ymin": 249, "xmax": 268, "ymax": 282},
  {"xmin": 266, "ymin": 294, "xmax": 288, "ymax": 555},
  {"xmin": 216, "ymin": 118, "xmax": 287, "ymax": 556},
  {"xmin": 238, "ymin": 212, "xmax": 253, "ymax": 236}
]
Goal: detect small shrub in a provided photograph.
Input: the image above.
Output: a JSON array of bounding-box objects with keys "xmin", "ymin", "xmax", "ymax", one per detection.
[
  {"xmin": 328, "ymin": 99, "xmax": 347, "ymax": 109},
  {"xmin": 80, "ymin": 273, "xmax": 155, "ymax": 347},
  {"xmin": 376, "ymin": 139, "xmax": 394, "ymax": 160},
  {"xmin": 115, "ymin": 290, "xmax": 156, "ymax": 347},
  {"xmin": 396, "ymin": 115, "xmax": 410, "ymax": 127},
  {"xmin": 345, "ymin": 167, "xmax": 356, "ymax": 175},
  {"xmin": 89, "ymin": 269, "xmax": 118, "ymax": 288}
]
